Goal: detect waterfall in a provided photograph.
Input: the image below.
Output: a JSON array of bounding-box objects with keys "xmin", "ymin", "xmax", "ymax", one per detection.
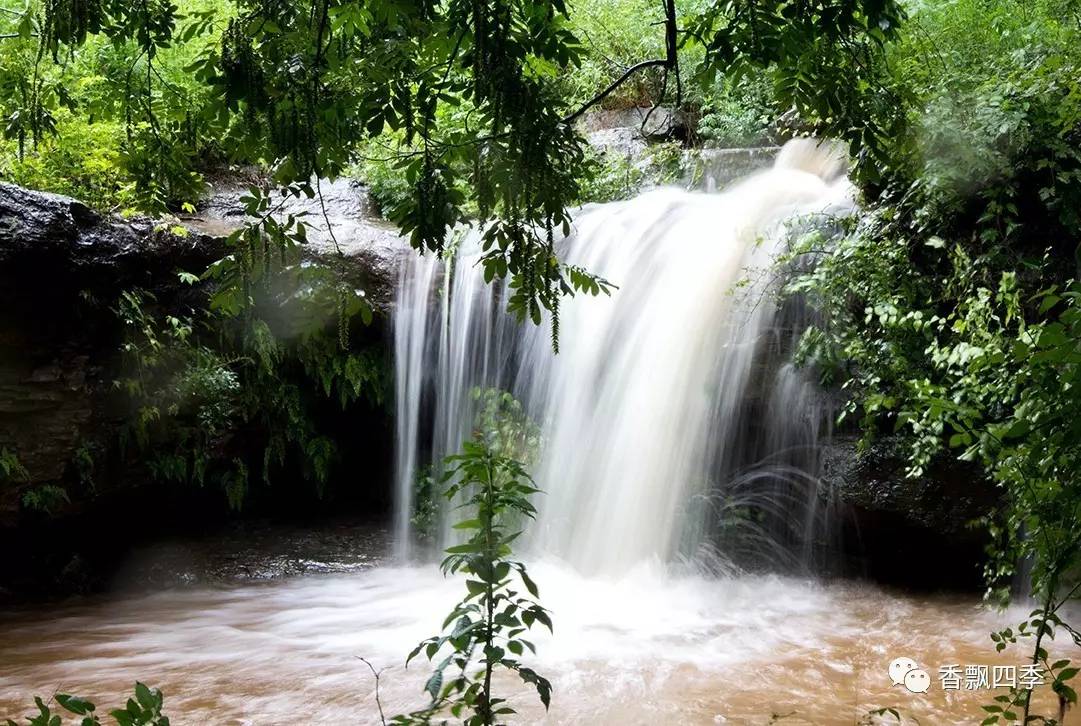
[{"xmin": 393, "ymin": 138, "xmax": 854, "ymax": 575}]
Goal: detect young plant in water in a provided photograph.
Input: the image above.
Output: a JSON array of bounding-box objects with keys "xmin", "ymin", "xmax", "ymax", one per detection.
[{"xmin": 392, "ymin": 440, "xmax": 552, "ymax": 725}]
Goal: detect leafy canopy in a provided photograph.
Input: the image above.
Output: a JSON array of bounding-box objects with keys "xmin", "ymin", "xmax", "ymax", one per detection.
[{"xmin": 2, "ymin": 0, "xmax": 903, "ymax": 329}]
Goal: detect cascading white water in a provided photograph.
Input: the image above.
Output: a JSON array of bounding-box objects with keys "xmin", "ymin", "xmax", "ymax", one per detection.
[{"xmin": 394, "ymin": 138, "xmax": 854, "ymax": 574}]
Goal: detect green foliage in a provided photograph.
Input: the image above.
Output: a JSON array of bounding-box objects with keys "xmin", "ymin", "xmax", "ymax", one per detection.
[
  {"xmin": 354, "ymin": 144, "xmax": 413, "ymax": 219},
  {"xmin": 0, "ymin": 111, "xmax": 131, "ymax": 211},
  {"xmin": 12, "ymin": 0, "xmax": 873, "ymax": 340},
  {"xmin": 985, "ymin": 610, "xmax": 1079, "ymax": 725},
  {"xmin": 558, "ymin": 0, "xmax": 775, "ymax": 144},
  {"xmin": 780, "ymin": 0, "xmax": 1081, "ymax": 721},
  {"xmin": 19, "ymin": 485, "xmax": 71, "ymax": 514},
  {"xmin": 411, "ymin": 388, "xmax": 542, "ymax": 549},
  {"xmin": 410, "ymin": 463, "xmax": 440, "ymax": 545},
  {"xmin": 470, "ymin": 388, "xmax": 541, "ymax": 466},
  {"xmin": 576, "ymin": 141, "xmax": 695, "ymax": 203},
  {"xmin": 0, "ymin": 448, "xmax": 70, "ymax": 514},
  {"xmin": 688, "ymin": 0, "xmax": 905, "ymax": 186},
  {"xmin": 5, "ymin": 683, "xmax": 168, "ymax": 726},
  {"xmin": 394, "ymin": 439, "xmax": 551, "ymax": 725},
  {"xmin": 114, "ymin": 288, "xmax": 240, "ymax": 494},
  {"xmin": 0, "ymin": 447, "xmax": 28, "ymax": 484},
  {"xmin": 575, "ymin": 146, "xmax": 645, "ymax": 203},
  {"xmin": 695, "ymin": 75, "xmax": 773, "ymax": 147},
  {"xmin": 113, "ymin": 263, "xmax": 386, "ymax": 508},
  {"xmin": 558, "ymin": 0, "xmax": 690, "ymax": 110},
  {"xmin": 0, "ymin": 0, "xmax": 226, "ymax": 211},
  {"xmin": 101, "ymin": 174, "xmax": 387, "ymax": 511}
]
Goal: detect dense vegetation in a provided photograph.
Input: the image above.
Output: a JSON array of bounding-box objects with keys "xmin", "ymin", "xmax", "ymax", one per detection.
[
  {"xmin": 0, "ymin": 0, "xmax": 773, "ymax": 210},
  {"xmin": 780, "ymin": 0, "xmax": 1081, "ymax": 720},
  {"xmin": 0, "ymin": 0, "xmax": 774, "ymax": 515},
  {"xmin": 4, "ymin": 0, "xmax": 1081, "ymax": 722}
]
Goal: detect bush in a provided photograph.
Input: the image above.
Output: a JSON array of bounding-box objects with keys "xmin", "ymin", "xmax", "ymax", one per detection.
[
  {"xmin": 1, "ymin": 110, "xmax": 132, "ymax": 210},
  {"xmin": 781, "ymin": 1, "xmax": 1081, "ymax": 720},
  {"xmin": 695, "ymin": 75, "xmax": 774, "ymax": 147},
  {"xmin": 0, "ymin": 0, "xmax": 229, "ymax": 213}
]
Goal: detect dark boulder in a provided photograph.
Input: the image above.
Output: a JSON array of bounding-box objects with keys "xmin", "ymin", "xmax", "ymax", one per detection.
[{"xmin": 823, "ymin": 434, "xmax": 1001, "ymax": 590}]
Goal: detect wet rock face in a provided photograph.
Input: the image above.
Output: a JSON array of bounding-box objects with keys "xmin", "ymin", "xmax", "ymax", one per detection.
[
  {"xmin": 576, "ymin": 107, "xmax": 779, "ymax": 193},
  {"xmin": 578, "ymin": 106, "xmax": 686, "ymax": 141},
  {"xmin": 0, "ymin": 183, "xmax": 227, "ymax": 522},
  {"xmin": 115, "ymin": 518, "xmax": 390, "ymax": 591},
  {"xmin": 0, "ymin": 181, "xmax": 402, "ymax": 598},
  {"xmin": 823, "ymin": 435, "xmax": 998, "ymax": 534},
  {"xmin": 0, "ymin": 182, "xmax": 225, "ymax": 280},
  {"xmin": 0, "ymin": 181, "xmax": 404, "ymax": 523},
  {"xmin": 696, "ymin": 147, "xmax": 780, "ymax": 191},
  {"xmin": 823, "ymin": 435, "xmax": 1000, "ymax": 589}
]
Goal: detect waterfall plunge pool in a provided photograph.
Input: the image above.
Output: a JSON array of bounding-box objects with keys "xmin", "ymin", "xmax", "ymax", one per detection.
[{"xmin": 0, "ymin": 553, "xmax": 1063, "ymax": 724}]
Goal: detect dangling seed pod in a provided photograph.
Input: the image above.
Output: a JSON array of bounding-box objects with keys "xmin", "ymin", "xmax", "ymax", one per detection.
[
  {"xmin": 337, "ymin": 285, "xmax": 349, "ymax": 350},
  {"xmin": 220, "ymin": 19, "xmax": 266, "ymax": 108},
  {"xmin": 41, "ymin": 0, "xmax": 104, "ymax": 60},
  {"xmin": 546, "ymin": 216, "xmax": 559, "ymax": 353}
]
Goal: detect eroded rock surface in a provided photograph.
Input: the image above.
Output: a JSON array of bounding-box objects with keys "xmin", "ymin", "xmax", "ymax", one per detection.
[
  {"xmin": 0, "ymin": 182, "xmax": 402, "ymax": 525},
  {"xmin": 190, "ymin": 176, "xmax": 411, "ymax": 309},
  {"xmin": 823, "ymin": 434, "xmax": 1000, "ymax": 588}
]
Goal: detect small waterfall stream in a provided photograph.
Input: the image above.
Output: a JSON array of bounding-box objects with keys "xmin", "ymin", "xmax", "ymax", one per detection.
[{"xmin": 394, "ymin": 138, "xmax": 854, "ymax": 574}]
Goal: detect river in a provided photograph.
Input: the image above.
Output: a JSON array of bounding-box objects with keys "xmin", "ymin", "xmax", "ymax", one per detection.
[{"xmin": 0, "ymin": 534, "xmax": 1064, "ymax": 724}]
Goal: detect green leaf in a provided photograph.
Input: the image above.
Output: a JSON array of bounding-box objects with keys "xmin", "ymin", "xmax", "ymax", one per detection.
[
  {"xmin": 1055, "ymin": 682, "xmax": 1078, "ymax": 704},
  {"xmin": 445, "ymin": 543, "xmax": 482, "ymax": 554},
  {"xmin": 110, "ymin": 711, "xmax": 134, "ymax": 726},
  {"xmin": 519, "ymin": 568, "xmax": 540, "ymax": 598},
  {"xmin": 56, "ymin": 694, "xmax": 95, "ymax": 715},
  {"xmin": 424, "ymin": 669, "xmax": 444, "ymax": 701}
]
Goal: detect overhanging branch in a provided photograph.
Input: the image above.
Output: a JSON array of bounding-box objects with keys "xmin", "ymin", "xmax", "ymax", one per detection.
[
  {"xmin": 561, "ymin": 0, "xmax": 680, "ymax": 126},
  {"xmin": 562, "ymin": 59, "xmax": 668, "ymax": 124}
]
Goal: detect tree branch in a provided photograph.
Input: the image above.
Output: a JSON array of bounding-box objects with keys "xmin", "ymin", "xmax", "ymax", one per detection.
[
  {"xmin": 356, "ymin": 657, "xmax": 387, "ymax": 726},
  {"xmin": 562, "ymin": 59, "xmax": 668, "ymax": 124},
  {"xmin": 562, "ymin": 0, "xmax": 680, "ymax": 125}
]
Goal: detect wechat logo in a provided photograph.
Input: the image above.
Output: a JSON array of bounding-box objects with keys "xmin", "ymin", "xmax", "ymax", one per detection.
[{"xmin": 889, "ymin": 657, "xmax": 931, "ymax": 693}]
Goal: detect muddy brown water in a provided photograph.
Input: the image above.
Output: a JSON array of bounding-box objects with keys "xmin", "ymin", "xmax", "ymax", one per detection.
[{"xmin": 0, "ymin": 531, "xmax": 1074, "ymax": 725}]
